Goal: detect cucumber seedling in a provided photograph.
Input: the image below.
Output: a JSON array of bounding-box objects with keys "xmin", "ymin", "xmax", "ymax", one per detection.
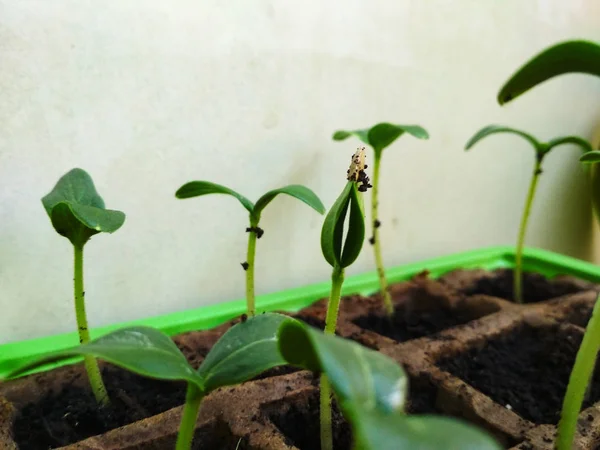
[
  {"xmin": 332, "ymin": 124, "xmax": 429, "ymax": 315},
  {"xmin": 318, "ymin": 147, "xmax": 371, "ymax": 450},
  {"xmin": 3, "ymin": 313, "xmax": 293, "ymax": 450},
  {"xmin": 465, "ymin": 126, "xmax": 591, "ymax": 303},
  {"xmin": 175, "ymin": 181, "xmax": 325, "ymax": 317},
  {"xmin": 42, "ymin": 168, "xmax": 126, "ymax": 405}
]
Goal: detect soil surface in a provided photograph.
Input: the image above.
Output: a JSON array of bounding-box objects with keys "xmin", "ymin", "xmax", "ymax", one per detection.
[
  {"xmin": 437, "ymin": 323, "xmax": 600, "ymax": 424},
  {"xmin": 268, "ymin": 389, "xmax": 352, "ymax": 450},
  {"xmin": 463, "ymin": 269, "xmax": 584, "ymax": 303},
  {"xmin": 12, "ymin": 365, "xmax": 188, "ymax": 449},
  {"xmin": 354, "ymin": 303, "xmax": 478, "ymax": 343}
]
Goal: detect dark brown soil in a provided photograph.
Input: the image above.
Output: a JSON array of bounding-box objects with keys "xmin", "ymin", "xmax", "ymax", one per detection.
[
  {"xmin": 406, "ymin": 377, "xmax": 441, "ymax": 414},
  {"xmin": 267, "ymin": 389, "xmax": 352, "ymax": 450},
  {"xmin": 464, "ymin": 269, "xmax": 584, "ymax": 303},
  {"xmin": 12, "ymin": 365, "xmax": 188, "ymax": 449},
  {"xmin": 436, "ymin": 323, "xmax": 600, "ymax": 424},
  {"xmin": 563, "ymin": 302, "xmax": 594, "ymax": 328},
  {"xmin": 353, "ymin": 303, "xmax": 478, "ymax": 343}
]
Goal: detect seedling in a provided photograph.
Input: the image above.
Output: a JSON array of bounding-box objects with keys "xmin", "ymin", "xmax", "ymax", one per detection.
[
  {"xmin": 42, "ymin": 168, "xmax": 126, "ymax": 405},
  {"xmin": 465, "ymin": 126, "xmax": 591, "ymax": 303},
  {"xmin": 494, "ymin": 39, "xmax": 600, "ymax": 450},
  {"xmin": 175, "ymin": 181, "xmax": 325, "ymax": 316},
  {"xmin": 333, "ymin": 124, "xmax": 429, "ymax": 315},
  {"xmin": 3, "ymin": 313, "xmax": 294, "ymax": 450},
  {"xmin": 318, "ymin": 147, "xmax": 371, "ymax": 450}
]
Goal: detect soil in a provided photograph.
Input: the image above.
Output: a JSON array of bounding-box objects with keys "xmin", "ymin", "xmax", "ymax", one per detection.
[
  {"xmin": 436, "ymin": 323, "xmax": 600, "ymax": 424},
  {"xmin": 353, "ymin": 303, "xmax": 478, "ymax": 343},
  {"xmin": 463, "ymin": 269, "xmax": 584, "ymax": 303},
  {"xmin": 267, "ymin": 388, "xmax": 352, "ymax": 450},
  {"xmin": 12, "ymin": 364, "xmax": 188, "ymax": 449}
]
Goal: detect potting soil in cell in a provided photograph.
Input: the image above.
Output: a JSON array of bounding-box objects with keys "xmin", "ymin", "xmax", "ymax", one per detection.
[
  {"xmin": 437, "ymin": 323, "xmax": 600, "ymax": 424},
  {"xmin": 12, "ymin": 366, "xmax": 187, "ymax": 449},
  {"xmin": 463, "ymin": 269, "xmax": 585, "ymax": 303}
]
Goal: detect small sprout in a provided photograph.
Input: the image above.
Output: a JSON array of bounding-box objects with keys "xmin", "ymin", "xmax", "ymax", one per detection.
[
  {"xmin": 465, "ymin": 126, "xmax": 592, "ymax": 303},
  {"xmin": 176, "ymin": 181, "xmax": 325, "ymax": 316},
  {"xmin": 3, "ymin": 313, "xmax": 295, "ymax": 450},
  {"xmin": 41, "ymin": 168, "xmax": 125, "ymax": 406},
  {"xmin": 333, "ymin": 123, "xmax": 429, "ymax": 316}
]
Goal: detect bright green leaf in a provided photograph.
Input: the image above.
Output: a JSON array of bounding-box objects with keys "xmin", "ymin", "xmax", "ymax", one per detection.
[
  {"xmin": 465, "ymin": 125, "xmax": 541, "ymax": 152},
  {"xmin": 175, "ymin": 181, "xmax": 255, "ymax": 215},
  {"xmin": 581, "ymin": 150, "xmax": 600, "ymax": 163},
  {"xmin": 198, "ymin": 313, "xmax": 294, "ymax": 393},
  {"xmin": 321, "ymin": 182, "xmax": 353, "ymax": 267},
  {"xmin": 349, "ymin": 409, "xmax": 502, "ymax": 450},
  {"xmin": 2, "ymin": 327, "xmax": 203, "ymax": 388},
  {"xmin": 253, "ymin": 185, "xmax": 326, "ymax": 218},
  {"xmin": 498, "ymin": 40, "xmax": 600, "ymax": 105},
  {"xmin": 41, "ymin": 168, "xmax": 125, "ymax": 246},
  {"xmin": 340, "ymin": 183, "xmax": 365, "ymax": 268},
  {"xmin": 278, "ymin": 320, "xmax": 407, "ymax": 413},
  {"xmin": 546, "ymin": 136, "xmax": 592, "ymax": 153},
  {"xmin": 332, "ymin": 129, "xmax": 370, "ymax": 146},
  {"xmin": 368, "ymin": 123, "xmax": 429, "ymax": 155}
]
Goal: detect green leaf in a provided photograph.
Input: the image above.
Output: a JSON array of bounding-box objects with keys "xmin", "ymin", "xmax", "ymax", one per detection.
[
  {"xmin": 198, "ymin": 313, "xmax": 294, "ymax": 393},
  {"xmin": 332, "ymin": 129, "xmax": 370, "ymax": 146},
  {"xmin": 278, "ymin": 320, "xmax": 406, "ymax": 413},
  {"xmin": 340, "ymin": 182, "xmax": 365, "ymax": 268},
  {"xmin": 498, "ymin": 40, "xmax": 600, "ymax": 105},
  {"xmin": 175, "ymin": 181, "xmax": 255, "ymax": 215},
  {"xmin": 41, "ymin": 168, "xmax": 126, "ymax": 246},
  {"xmin": 253, "ymin": 185, "xmax": 326, "ymax": 218},
  {"xmin": 465, "ymin": 125, "xmax": 541, "ymax": 152},
  {"xmin": 320, "ymin": 182, "xmax": 353, "ymax": 267},
  {"xmin": 333, "ymin": 124, "xmax": 429, "ymax": 156},
  {"xmin": 546, "ymin": 136, "xmax": 592, "ymax": 153},
  {"xmin": 2, "ymin": 327, "xmax": 203, "ymax": 388},
  {"xmin": 349, "ymin": 409, "xmax": 502, "ymax": 450},
  {"xmin": 581, "ymin": 150, "xmax": 600, "ymax": 163},
  {"xmin": 368, "ymin": 123, "xmax": 429, "ymax": 155}
]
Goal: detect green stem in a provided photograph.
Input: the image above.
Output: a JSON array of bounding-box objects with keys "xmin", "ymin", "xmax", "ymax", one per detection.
[
  {"xmin": 176, "ymin": 384, "xmax": 204, "ymax": 450},
  {"xmin": 245, "ymin": 219, "xmax": 258, "ymax": 317},
  {"xmin": 514, "ymin": 158, "xmax": 542, "ymax": 303},
  {"xmin": 320, "ymin": 265, "xmax": 345, "ymax": 450},
  {"xmin": 371, "ymin": 154, "xmax": 393, "ymax": 316},
  {"xmin": 74, "ymin": 244, "xmax": 109, "ymax": 405},
  {"xmin": 556, "ymin": 294, "xmax": 600, "ymax": 450}
]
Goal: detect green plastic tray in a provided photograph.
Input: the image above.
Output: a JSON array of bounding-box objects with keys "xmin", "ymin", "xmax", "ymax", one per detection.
[{"xmin": 2, "ymin": 245, "xmax": 600, "ymax": 378}]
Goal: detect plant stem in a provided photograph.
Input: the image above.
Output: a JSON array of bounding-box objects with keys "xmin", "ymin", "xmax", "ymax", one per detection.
[
  {"xmin": 514, "ymin": 158, "xmax": 542, "ymax": 303},
  {"xmin": 556, "ymin": 293, "xmax": 600, "ymax": 450},
  {"xmin": 370, "ymin": 154, "xmax": 393, "ymax": 316},
  {"xmin": 74, "ymin": 244, "xmax": 109, "ymax": 405},
  {"xmin": 245, "ymin": 219, "xmax": 258, "ymax": 317},
  {"xmin": 320, "ymin": 265, "xmax": 345, "ymax": 450},
  {"xmin": 176, "ymin": 384, "xmax": 204, "ymax": 450}
]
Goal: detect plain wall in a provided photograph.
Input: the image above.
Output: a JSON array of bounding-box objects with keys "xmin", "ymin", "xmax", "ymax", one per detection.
[{"xmin": 1, "ymin": 1, "xmax": 600, "ymax": 344}]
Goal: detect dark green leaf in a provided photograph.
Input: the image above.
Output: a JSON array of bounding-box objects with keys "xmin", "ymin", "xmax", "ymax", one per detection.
[
  {"xmin": 498, "ymin": 40, "xmax": 600, "ymax": 105},
  {"xmin": 332, "ymin": 129, "xmax": 370, "ymax": 146},
  {"xmin": 198, "ymin": 313, "xmax": 294, "ymax": 393},
  {"xmin": 320, "ymin": 182, "xmax": 353, "ymax": 267},
  {"xmin": 465, "ymin": 125, "xmax": 541, "ymax": 152},
  {"xmin": 41, "ymin": 168, "xmax": 125, "ymax": 246},
  {"xmin": 253, "ymin": 185, "xmax": 326, "ymax": 218},
  {"xmin": 349, "ymin": 409, "xmax": 502, "ymax": 450},
  {"xmin": 581, "ymin": 150, "xmax": 600, "ymax": 163},
  {"xmin": 2, "ymin": 327, "xmax": 202, "ymax": 388},
  {"xmin": 546, "ymin": 136, "xmax": 592, "ymax": 153},
  {"xmin": 340, "ymin": 183, "xmax": 365, "ymax": 268},
  {"xmin": 278, "ymin": 320, "xmax": 406, "ymax": 413},
  {"xmin": 367, "ymin": 123, "xmax": 429, "ymax": 155},
  {"xmin": 175, "ymin": 181, "xmax": 254, "ymax": 215}
]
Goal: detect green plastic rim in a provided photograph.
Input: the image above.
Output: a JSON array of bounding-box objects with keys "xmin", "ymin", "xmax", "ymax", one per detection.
[{"xmin": 1, "ymin": 246, "xmax": 599, "ymax": 378}]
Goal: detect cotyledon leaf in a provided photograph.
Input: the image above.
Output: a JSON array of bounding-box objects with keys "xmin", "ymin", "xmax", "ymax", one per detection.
[
  {"xmin": 321, "ymin": 181, "xmax": 353, "ymax": 268},
  {"xmin": 175, "ymin": 181, "xmax": 255, "ymax": 215},
  {"xmin": 253, "ymin": 185, "xmax": 325, "ymax": 218}
]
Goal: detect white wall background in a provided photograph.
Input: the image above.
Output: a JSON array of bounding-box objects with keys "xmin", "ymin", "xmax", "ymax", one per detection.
[{"xmin": 1, "ymin": 0, "xmax": 600, "ymax": 344}]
